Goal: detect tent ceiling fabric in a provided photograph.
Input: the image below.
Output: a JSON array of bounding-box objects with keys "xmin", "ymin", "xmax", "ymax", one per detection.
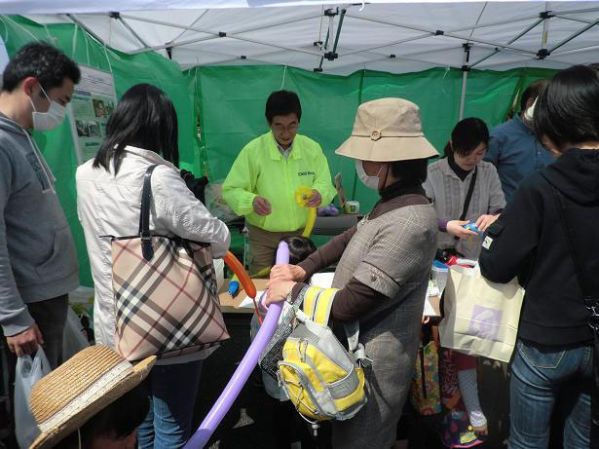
[{"xmin": 12, "ymin": 1, "xmax": 599, "ymax": 74}]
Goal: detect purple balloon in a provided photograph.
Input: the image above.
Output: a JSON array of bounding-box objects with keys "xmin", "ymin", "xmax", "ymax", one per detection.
[{"xmin": 184, "ymin": 241, "xmax": 290, "ymax": 449}]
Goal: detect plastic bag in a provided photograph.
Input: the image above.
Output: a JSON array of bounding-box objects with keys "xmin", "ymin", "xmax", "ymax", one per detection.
[
  {"xmin": 15, "ymin": 347, "xmax": 51, "ymax": 448},
  {"xmin": 213, "ymin": 258, "xmax": 225, "ymax": 292},
  {"xmin": 204, "ymin": 182, "xmax": 239, "ymax": 223},
  {"xmin": 63, "ymin": 307, "xmax": 90, "ymax": 361}
]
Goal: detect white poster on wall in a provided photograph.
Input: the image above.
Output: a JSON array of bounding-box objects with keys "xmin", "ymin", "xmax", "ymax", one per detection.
[
  {"xmin": 0, "ymin": 37, "xmax": 10, "ymax": 86},
  {"xmin": 68, "ymin": 66, "xmax": 117, "ymax": 164}
]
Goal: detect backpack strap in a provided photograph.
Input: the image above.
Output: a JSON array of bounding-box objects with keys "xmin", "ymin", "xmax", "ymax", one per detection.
[
  {"xmin": 302, "ymin": 286, "xmax": 371, "ymax": 367},
  {"xmin": 302, "ymin": 286, "xmax": 338, "ymax": 325}
]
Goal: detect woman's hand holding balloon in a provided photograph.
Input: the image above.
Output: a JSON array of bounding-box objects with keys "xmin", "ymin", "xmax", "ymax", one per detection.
[
  {"xmin": 270, "ymin": 264, "xmax": 306, "ymax": 282},
  {"xmin": 265, "ymin": 279, "xmax": 296, "ymax": 305}
]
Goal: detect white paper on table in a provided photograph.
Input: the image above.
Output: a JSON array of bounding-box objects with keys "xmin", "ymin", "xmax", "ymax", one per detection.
[{"xmin": 238, "ymin": 291, "xmax": 265, "ymax": 309}]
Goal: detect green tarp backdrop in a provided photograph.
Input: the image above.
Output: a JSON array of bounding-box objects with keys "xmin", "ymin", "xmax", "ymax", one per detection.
[{"xmin": 1, "ymin": 15, "xmax": 555, "ymax": 287}]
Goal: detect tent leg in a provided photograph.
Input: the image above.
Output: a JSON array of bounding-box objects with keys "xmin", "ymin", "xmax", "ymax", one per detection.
[
  {"xmin": 459, "ymin": 71, "xmax": 468, "ymax": 121},
  {"xmin": 459, "ymin": 43, "xmax": 471, "ymax": 120}
]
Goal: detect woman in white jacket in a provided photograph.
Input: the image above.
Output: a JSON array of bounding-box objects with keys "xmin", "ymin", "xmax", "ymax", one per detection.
[{"xmin": 76, "ymin": 84, "xmax": 230, "ymax": 449}]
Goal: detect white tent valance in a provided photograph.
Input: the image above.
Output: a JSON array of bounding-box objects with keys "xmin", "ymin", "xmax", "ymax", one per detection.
[{"xmin": 3, "ymin": 1, "xmax": 599, "ymax": 74}]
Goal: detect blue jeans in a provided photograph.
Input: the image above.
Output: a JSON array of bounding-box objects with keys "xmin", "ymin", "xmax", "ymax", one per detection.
[
  {"xmin": 138, "ymin": 361, "xmax": 203, "ymax": 449},
  {"xmin": 509, "ymin": 339, "xmax": 592, "ymax": 449}
]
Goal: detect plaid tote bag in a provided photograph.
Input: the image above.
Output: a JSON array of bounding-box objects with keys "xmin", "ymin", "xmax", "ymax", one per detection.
[{"xmin": 111, "ymin": 165, "xmax": 229, "ymax": 361}]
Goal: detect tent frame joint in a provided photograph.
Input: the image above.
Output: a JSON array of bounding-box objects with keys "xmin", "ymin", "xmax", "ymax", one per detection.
[
  {"xmin": 536, "ymin": 48, "xmax": 550, "ymax": 59},
  {"xmin": 539, "ymin": 11, "xmax": 554, "ymax": 20}
]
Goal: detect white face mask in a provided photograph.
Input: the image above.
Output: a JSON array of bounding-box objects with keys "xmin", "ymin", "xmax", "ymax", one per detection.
[
  {"xmin": 355, "ymin": 159, "xmax": 381, "ymax": 190},
  {"xmin": 29, "ymin": 85, "xmax": 66, "ymax": 131}
]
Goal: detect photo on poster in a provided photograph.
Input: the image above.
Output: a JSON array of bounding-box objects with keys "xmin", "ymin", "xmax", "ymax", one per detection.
[{"xmin": 68, "ymin": 66, "xmax": 117, "ymax": 164}]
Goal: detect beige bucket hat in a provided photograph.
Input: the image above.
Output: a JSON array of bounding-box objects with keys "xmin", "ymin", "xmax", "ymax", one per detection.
[
  {"xmin": 29, "ymin": 345, "xmax": 155, "ymax": 449},
  {"xmin": 336, "ymin": 97, "xmax": 438, "ymax": 162}
]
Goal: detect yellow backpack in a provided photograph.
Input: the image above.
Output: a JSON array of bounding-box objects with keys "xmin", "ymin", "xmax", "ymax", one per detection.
[{"xmin": 277, "ymin": 286, "xmax": 369, "ymax": 425}]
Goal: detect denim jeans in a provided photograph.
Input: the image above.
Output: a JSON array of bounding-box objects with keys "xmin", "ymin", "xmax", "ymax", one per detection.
[
  {"xmin": 509, "ymin": 339, "xmax": 593, "ymax": 449},
  {"xmin": 137, "ymin": 360, "xmax": 203, "ymax": 449}
]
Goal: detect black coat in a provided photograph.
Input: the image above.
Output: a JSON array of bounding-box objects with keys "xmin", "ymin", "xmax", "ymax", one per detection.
[{"xmin": 479, "ymin": 148, "xmax": 599, "ymax": 346}]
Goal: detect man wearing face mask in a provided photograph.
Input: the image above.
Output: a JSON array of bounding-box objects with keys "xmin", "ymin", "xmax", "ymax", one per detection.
[
  {"xmin": 223, "ymin": 90, "xmax": 336, "ymax": 273},
  {"xmin": 485, "ymin": 80, "xmax": 553, "ymax": 203},
  {"xmin": 0, "ymin": 42, "xmax": 80, "ymax": 370}
]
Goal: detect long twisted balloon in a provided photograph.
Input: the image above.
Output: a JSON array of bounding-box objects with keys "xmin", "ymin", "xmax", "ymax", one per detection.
[{"xmin": 184, "ymin": 241, "xmax": 290, "ymax": 448}]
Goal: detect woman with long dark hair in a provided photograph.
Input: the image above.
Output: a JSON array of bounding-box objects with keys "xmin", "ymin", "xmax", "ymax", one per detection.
[
  {"xmin": 76, "ymin": 84, "xmax": 230, "ymax": 449},
  {"xmin": 480, "ymin": 65, "xmax": 599, "ymax": 448}
]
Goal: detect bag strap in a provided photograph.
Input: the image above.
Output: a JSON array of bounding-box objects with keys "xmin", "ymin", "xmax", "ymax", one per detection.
[
  {"xmin": 459, "ymin": 167, "xmax": 477, "ymax": 222},
  {"xmin": 139, "ymin": 165, "xmax": 158, "ymax": 261},
  {"xmin": 552, "ymin": 186, "xmax": 599, "ymax": 432},
  {"xmin": 552, "ymin": 187, "xmax": 599, "ymax": 316},
  {"xmin": 302, "ymin": 286, "xmax": 338, "ymax": 325},
  {"xmin": 300, "ymin": 286, "xmax": 370, "ymax": 365}
]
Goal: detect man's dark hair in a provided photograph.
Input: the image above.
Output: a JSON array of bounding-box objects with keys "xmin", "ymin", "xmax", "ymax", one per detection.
[
  {"xmin": 519, "ymin": 79, "xmax": 549, "ymax": 113},
  {"xmin": 2, "ymin": 42, "xmax": 80, "ymax": 92},
  {"xmin": 534, "ymin": 65, "xmax": 599, "ymax": 151},
  {"xmin": 265, "ymin": 90, "xmax": 302, "ymax": 124},
  {"xmin": 390, "ymin": 158, "xmax": 429, "ymax": 186},
  {"xmin": 94, "ymin": 83, "xmax": 179, "ymax": 173},
  {"xmin": 281, "ymin": 236, "xmax": 317, "ymax": 265},
  {"xmin": 62, "ymin": 385, "xmax": 149, "ymax": 448},
  {"xmin": 589, "ymin": 62, "xmax": 599, "ymax": 73},
  {"xmin": 444, "ymin": 117, "xmax": 489, "ymax": 157}
]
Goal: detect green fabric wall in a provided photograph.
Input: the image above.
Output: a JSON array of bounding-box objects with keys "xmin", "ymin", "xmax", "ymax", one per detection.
[
  {"xmin": 1, "ymin": 15, "xmax": 557, "ymax": 287},
  {"xmin": 186, "ymin": 65, "xmax": 555, "ymax": 212}
]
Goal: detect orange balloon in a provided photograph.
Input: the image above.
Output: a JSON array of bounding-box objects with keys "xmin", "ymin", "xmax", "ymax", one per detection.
[{"xmin": 224, "ymin": 251, "xmax": 257, "ymax": 299}]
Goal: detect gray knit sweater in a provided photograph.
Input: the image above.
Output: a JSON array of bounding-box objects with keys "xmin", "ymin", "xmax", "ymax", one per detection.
[{"xmin": 423, "ymin": 158, "xmax": 505, "ymax": 259}]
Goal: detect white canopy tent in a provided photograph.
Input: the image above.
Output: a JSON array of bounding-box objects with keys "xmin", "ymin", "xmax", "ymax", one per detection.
[{"xmin": 0, "ymin": 1, "xmax": 596, "ymax": 76}]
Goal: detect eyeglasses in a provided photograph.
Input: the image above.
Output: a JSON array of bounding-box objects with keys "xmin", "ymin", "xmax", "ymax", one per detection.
[{"xmin": 272, "ymin": 122, "xmax": 299, "ymax": 133}]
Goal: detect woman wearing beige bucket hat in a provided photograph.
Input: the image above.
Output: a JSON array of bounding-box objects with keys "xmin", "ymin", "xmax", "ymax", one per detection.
[
  {"xmin": 267, "ymin": 98, "xmax": 439, "ymax": 448},
  {"xmin": 27, "ymin": 345, "xmax": 155, "ymax": 449}
]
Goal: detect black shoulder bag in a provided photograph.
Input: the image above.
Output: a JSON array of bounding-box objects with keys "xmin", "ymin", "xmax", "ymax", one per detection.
[
  {"xmin": 553, "ymin": 187, "xmax": 599, "ymax": 446},
  {"xmin": 437, "ymin": 167, "xmax": 478, "ymax": 261}
]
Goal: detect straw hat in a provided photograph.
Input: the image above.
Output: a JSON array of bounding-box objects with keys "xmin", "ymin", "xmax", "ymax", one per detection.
[
  {"xmin": 29, "ymin": 345, "xmax": 155, "ymax": 449},
  {"xmin": 335, "ymin": 98, "xmax": 438, "ymax": 162}
]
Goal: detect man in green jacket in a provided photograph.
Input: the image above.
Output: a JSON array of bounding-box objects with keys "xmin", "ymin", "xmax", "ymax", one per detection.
[{"xmin": 223, "ymin": 90, "xmax": 336, "ymax": 273}]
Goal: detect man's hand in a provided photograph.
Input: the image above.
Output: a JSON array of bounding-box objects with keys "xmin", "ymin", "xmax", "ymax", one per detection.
[
  {"xmin": 252, "ymin": 196, "xmax": 272, "ymax": 216},
  {"xmin": 306, "ymin": 190, "xmax": 322, "ymax": 208},
  {"xmin": 447, "ymin": 220, "xmax": 479, "ymax": 240},
  {"xmin": 6, "ymin": 324, "xmax": 44, "ymax": 357}
]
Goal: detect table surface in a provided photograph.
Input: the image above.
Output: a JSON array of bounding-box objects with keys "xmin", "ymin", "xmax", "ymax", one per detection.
[
  {"xmin": 218, "ymin": 278, "xmax": 269, "ymax": 314},
  {"xmin": 218, "ymin": 278, "xmax": 440, "ymax": 317}
]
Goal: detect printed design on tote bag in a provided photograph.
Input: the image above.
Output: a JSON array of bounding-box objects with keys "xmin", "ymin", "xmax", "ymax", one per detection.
[{"xmin": 468, "ymin": 305, "xmax": 501, "ymax": 341}]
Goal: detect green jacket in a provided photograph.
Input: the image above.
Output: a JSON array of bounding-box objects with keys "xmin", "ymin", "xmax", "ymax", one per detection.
[{"xmin": 223, "ymin": 131, "xmax": 336, "ymax": 232}]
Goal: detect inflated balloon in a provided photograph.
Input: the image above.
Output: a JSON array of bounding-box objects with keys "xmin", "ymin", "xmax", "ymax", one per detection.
[
  {"xmin": 227, "ymin": 274, "xmax": 240, "ymax": 297},
  {"xmin": 184, "ymin": 242, "xmax": 290, "ymax": 449},
  {"xmin": 303, "ymin": 208, "xmax": 317, "ymax": 237},
  {"xmin": 295, "ymin": 186, "xmax": 317, "ymax": 237},
  {"xmin": 252, "ymin": 266, "xmax": 271, "ymax": 278},
  {"xmin": 223, "ymin": 252, "xmax": 256, "ymax": 299}
]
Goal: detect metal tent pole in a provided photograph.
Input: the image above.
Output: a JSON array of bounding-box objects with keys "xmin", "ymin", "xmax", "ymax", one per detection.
[{"xmin": 459, "ymin": 43, "xmax": 471, "ymax": 120}]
